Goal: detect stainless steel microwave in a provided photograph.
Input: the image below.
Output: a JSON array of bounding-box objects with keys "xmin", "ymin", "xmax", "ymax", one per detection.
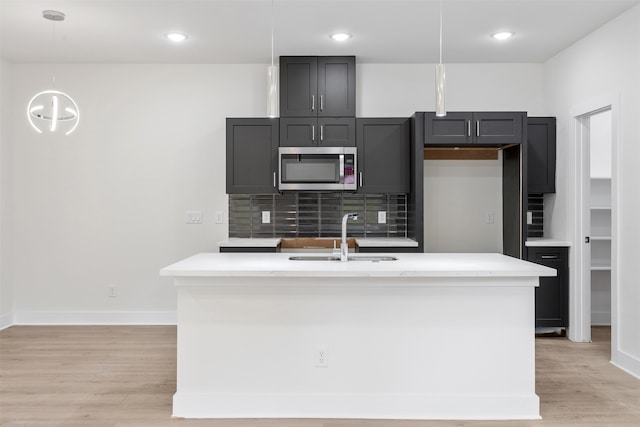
[{"xmin": 278, "ymin": 147, "xmax": 357, "ymax": 191}]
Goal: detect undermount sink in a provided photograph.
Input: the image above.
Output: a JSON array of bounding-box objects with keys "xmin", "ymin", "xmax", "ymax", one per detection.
[{"xmin": 288, "ymin": 255, "xmax": 398, "ymax": 262}]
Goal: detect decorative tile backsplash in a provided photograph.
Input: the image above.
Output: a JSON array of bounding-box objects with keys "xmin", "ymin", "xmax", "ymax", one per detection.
[
  {"xmin": 527, "ymin": 193, "xmax": 544, "ymax": 238},
  {"xmin": 229, "ymin": 193, "xmax": 408, "ymax": 238}
]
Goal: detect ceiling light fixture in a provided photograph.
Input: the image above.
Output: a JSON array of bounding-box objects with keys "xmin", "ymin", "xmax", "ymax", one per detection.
[
  {"xmin": 435, "ymin": 0, "xmax": 446, "ymax": 117},
  {"xmin": 330, "ymin": 33, "xmax": 351, "ymax": 42},
  {"xmin": 267, "ymin": 0, "xmax": 278, "ymax": 118},
  {"xmin": 27, "ymin": 10, "xmax": 79, "ymax": 135},
  {"xmin": 166, "ymin": 32, "xmax": 188, "ymax": 42},
  {"xmin": 491, "ymin": 31, "xmax": 514, "ymax": 41}
]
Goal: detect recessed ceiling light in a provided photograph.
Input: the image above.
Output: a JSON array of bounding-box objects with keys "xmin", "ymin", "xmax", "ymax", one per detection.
[
  {"xmin": 491, "ymin": 31, "xmax": 514, "ymax": 41},
  {"xmin": 166, "ymin": 32, "xmax": 188, "ymax": 42},
  {"xmin": 330, "ymin": 33, "xmax": 351, "ymax": 42}
]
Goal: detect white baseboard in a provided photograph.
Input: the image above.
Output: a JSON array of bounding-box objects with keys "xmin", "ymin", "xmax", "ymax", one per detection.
[
  {"xmin": 0, "ymin": 311, "xmax": 14, "ymax": 330},
  {"xmin": 612, "ymin": 348, "xmax": 640, "ymax": 380},
  {"xmin": 173, "ymin": 392, "xmax": 541, "ymax": 420},
  {"xmin": 11, "ymin": 310, "xmax": 177, "ymax": 326}
]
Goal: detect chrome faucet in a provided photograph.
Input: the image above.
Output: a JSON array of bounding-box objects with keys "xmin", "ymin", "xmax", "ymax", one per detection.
[{"xmin": 341, "ymin": 212, "xmax": 358, "ymax": 262}]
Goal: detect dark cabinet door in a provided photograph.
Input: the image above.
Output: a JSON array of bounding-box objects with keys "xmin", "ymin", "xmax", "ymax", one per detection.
[
  {"xmin": 357, "ymin": 118, "xmax": 411, "ymax": 193},
  {"xmin": 424, "ymin": 112, "xmax": 472, "ymax": 145},
  {"xmin": 317, "ymin": 56, "xmax": 356, "ymax": 117},
  {"xmin": 527, "ymin": 247, "xmax": 569, "ymax": 328},
  {"xmin": 474, "ymin": 112, "xmax": 524, "ymax": 145},
  {"xmin": 424, "ymin": 112, "xmax": 524, "ymax": 145},
  {"xmin": 279, "ymin": 57, "xmax": 318, "ymax": 117},
  {"xmin": 318, "ymin": 118, "xmax": 356, "ymax": 146},
  {"xmin": 280, "ymin": 118, "xmax": 355, "ymax": 147},
  {"xmin": 226, "ymin": 118, "xmax": 279, "ymax": 194},
  {"xmin": 280, "ymin": 56, "xmax": 355, "ymax": 118},
  {"xmin": 279, "ymin": 118, "xmax": 316, "ymax": 147},
  {"xmin": 527, "ymin": 117, "xmax": 556, "ymax": 193}
]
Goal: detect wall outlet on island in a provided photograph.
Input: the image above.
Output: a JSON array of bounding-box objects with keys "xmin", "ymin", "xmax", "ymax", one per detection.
[
  {"xmin": 378, "ymin": 211, "xmax": 387, "ymax": 224},
  {"xmin": 262, "ymin": 211, "xmax": 271, "ymax": 224},
  {"xmin": 108, "ymin": 285, "xmax": 117, "ymax": 298},
  {"xmin": 215, "ymin": 211, "xmax": 224, "ymax": 224}
]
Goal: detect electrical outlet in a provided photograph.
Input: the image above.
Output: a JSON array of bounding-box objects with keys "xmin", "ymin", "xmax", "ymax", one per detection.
[
  {"xmin": 108, "ymin": 285, "xmax": 117, "ymax": 298},
  {"xmin": 378, "ymin": 211, "xmax": 387, "ymax": 224},
  {"xmin": 215, "ymin": 211, "xmax": 224, "ymax": 224},
  {"xmin": 315, "ymin": 347, "xmax": 328, "ymax": 368},
  {"xmin": 185, "ymin": 210, "xmax": 202, "ymax": 224},
  {"xmin": 527, "ymin": 211, "xmax": 533, "ymax": 225},
  {"xmin": 262, "ymin": 211, "xmax": 271, "ymax": 224}
]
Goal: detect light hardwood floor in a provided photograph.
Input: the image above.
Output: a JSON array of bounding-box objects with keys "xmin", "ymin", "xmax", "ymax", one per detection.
[{"xmin": 1, "ymin": 326, "xmax": 638, "ymax": 427}]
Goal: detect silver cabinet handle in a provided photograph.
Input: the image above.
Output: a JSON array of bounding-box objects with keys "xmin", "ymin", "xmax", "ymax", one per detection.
[
  {"xmin": 320, "ymin": 125, "xmax": 324, "ymax": 142},
  {"xmin": 467, "ymin": 120, "xmax": 471, "ymax": 137},
  {"xmin": 359, "ymin": 172, "xmax": 363, "ymax": 187},
  {"xmin": 312, "ymin": 125, "xmax": 315, "ymax": 142},
  {"xmin": 476, "ymin": 121, "xmax": 480, "ymax": 137},
  {"xmin": 311, "ymin": 95, "xmax": 315, "ymax": 112},
  {"xmin": 273, "ymin": 171, "xmax": 277, "ymax": 188},
  {"xmin": 320, "ymin": 95, "xmax": 324, "ymax": 111},
  {"xmin": 540, "ymin": 255, "xmax": 559, "ymax": 260}
]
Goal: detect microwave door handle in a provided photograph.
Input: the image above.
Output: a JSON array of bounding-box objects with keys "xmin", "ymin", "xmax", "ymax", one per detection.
[{"xmin": 339, "ymin": 154, "xmax": 345, "ymax": 183}]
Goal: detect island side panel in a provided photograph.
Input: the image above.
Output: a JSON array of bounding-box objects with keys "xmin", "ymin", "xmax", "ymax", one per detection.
[{"xmin": 173, "ymin": 275, "xmax": 539, "ymax": 420}]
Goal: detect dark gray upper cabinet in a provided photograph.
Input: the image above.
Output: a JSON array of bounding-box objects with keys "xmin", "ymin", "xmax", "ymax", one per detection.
[
  {"xmin": 527, "ymin": 117, "xmax": 556, "ymax": 193},
  {"xmin": 280, "ymin": 117, "xmax": 355, "ymax": 147},
  {"xmin": 280, "ymin": 56, "xmax": 356, "ymax": 118},
  {"xmin": 424, "ymin": 112, "xmax": 525, "ymax": 145},
  {"xmin": 357, "ymin": 118, "xmax": 411, "ymax": 194},
  {"xmin": 226, "ymin": 118, "xmax": 279, "ymax": 194}
]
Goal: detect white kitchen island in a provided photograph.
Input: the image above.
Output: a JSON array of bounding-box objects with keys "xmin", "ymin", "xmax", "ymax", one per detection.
[{"xmin": 160, "ymin": 252, "xmax": 556, "ymax": 420}]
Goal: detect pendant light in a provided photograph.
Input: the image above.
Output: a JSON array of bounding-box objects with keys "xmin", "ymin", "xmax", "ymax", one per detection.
[
  {"xmin": 27, "ymin": 10, "xmax": 80, "ymax": 135},
  {"xmin": 435, "ymin": 0, "xmax": 446, "ymax": 117},
  {"xmin": 266, "ymin": 0, "xmax": 278, "ymax": 118}
]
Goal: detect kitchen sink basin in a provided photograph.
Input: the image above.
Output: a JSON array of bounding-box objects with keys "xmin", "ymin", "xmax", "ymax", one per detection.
[{"xmin": 288, "ymin": 255, "xmax": 397, "ymax": 262}]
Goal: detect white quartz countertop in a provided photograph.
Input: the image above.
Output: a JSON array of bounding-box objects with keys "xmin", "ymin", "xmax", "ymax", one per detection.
[
  {"xmin": 525, "ymin": 238, "xmax": 571, "ymax": 247},
  {"xmin": 217, "ymin": 238, "xmax": 282, "ymax": 248},
  {"xmin": 355, "ymin": 238, "xmax": 418, "ymax": 247},
  {"xmin": 160, "ymin": 252, "xmax": 556, "ymax": 278}
]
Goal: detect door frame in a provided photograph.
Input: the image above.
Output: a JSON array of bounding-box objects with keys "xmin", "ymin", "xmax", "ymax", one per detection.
[{"xmin": 569, "ymin": 93, "xmax": 618, "ymax": 345}]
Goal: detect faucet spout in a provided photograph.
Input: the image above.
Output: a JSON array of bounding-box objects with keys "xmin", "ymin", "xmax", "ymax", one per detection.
[{"xmin": 340, "ymin": 212, "xmax": 358, "ymax": 262}]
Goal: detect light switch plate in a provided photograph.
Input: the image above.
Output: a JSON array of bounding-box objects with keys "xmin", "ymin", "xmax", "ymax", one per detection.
[
  {"xmin": 378, "ymin": 211, "xmax": 387, "ymax": 224},
  {"xmin": 262, "ymin": 211, "xmax": 271, "ymax": 224},
  {"xmin": 485, "ymin": 211, "xmax": 495, "ymax": 224},
  {"xmin": 185, "ymin": 210, "xmax": 202, "ymax": 224}
]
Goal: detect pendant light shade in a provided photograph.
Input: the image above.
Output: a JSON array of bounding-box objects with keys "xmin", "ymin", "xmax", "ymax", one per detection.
[
  {"xmin": 435, "ymin": 63, "xmax": 446, "ymax": 117},
  {"xmin": 435, "ymin": 0, "xmax": 446, "ymax": 117},
  {"xmin": 266, "ymin": 0, "xmax": 278, "ymax": 118},
  {"xmin": 27, "ymin": 10, "xmax": 80, "ymax": 135}
]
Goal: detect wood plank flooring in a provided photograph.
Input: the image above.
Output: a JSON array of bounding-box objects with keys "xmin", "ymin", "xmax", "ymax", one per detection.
[{"xmin": 1, "ymin": 326, "xmax": 638, "ymax": 427}]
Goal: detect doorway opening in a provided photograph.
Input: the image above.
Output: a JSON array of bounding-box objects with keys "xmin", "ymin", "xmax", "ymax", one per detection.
[{"xmin": 571, "ymin": 97, "xmax": 617, "ymax": 352}]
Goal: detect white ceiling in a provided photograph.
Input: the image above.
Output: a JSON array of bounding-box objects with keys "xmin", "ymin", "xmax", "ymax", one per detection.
[{"xmin": 1, "ymin": 0, "xmax": 639, "ymax": 64}]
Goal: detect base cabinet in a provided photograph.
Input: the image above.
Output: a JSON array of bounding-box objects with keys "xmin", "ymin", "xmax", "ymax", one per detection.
[{"xmin": 527, "ymin": 246, "xmax": 569, "ymax": 328}]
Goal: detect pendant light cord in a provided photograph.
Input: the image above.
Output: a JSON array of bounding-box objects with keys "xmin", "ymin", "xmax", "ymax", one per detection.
[{"xmin": 439, "ymin": 0, "xmax": 443, "ymax": 65}]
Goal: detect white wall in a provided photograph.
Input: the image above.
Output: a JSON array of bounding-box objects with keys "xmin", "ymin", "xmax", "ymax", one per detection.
[
  {"xmin": 544, "ymin": 4, "xmax": 640, "ymax": 377},
  {"xmin": 2, "ymin": 62, "xmax": 544, "ymax": 324},
  {"xmin": 0, "ymin": 57, "xmax": 12, "ymax": 329}
]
